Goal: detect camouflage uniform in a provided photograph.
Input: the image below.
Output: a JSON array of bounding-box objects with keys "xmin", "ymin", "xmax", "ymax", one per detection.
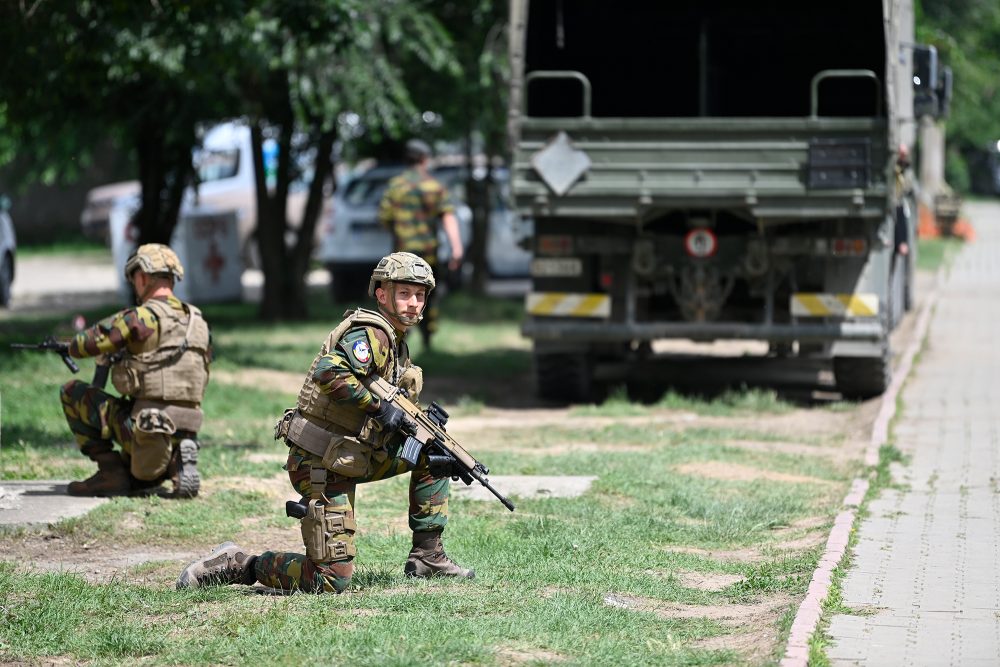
[
  {"xmin": 179, "ymin": 253, "xmax": 472, "ymax": 593},
  {"xmin": 377, "ymin": 168, "xmax": 455, "ymax": 346},
  {"xmin": 62, "ymin": 244, "xmax": 211, "ymax": 497},
  {"xmin": 254, "ymin": 306, "xmax": 450, "ymax": 593}
]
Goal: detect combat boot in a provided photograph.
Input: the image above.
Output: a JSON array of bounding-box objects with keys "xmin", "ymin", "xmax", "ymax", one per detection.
[
  {"xmin": 404, "ymin": 531, "xmax": 475, "ymax": 579},
  {"xmin": 67, "ymin": 442, "xmax": 131, "ymax": 497},
  {"xmin": 168, "ymin": 437, "xmax": 200, "ymax": 498},
  {"xmin": 176, "ymin": 542, "xmax": 257, "ymax": 589}
]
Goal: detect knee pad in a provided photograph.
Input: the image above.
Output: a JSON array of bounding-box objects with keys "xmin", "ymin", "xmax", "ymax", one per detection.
[{"xmin": 301, "ymin": 500, "xmax": 357, "ymax": 563}]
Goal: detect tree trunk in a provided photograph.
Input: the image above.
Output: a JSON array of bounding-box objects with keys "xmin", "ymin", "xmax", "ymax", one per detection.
[
  {"xmin": 464, "ymin": 132, "xmax": 491, "ymax": 295},
  {"xmin": 133, "ymin": 118, "xmax": 194, "ymax": 246}
]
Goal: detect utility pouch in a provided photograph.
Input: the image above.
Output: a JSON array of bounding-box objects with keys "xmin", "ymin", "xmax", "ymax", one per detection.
[
  {"xmin": 132, "ymin": 407, "xmax": 176, "ymax": 481},
  {"xmin": 321, "ymin": 436, "xmax": 373, "ymax": 478},
  {"xmin": 111, "ymin": 362, "xmax": 142, "ymax": 397}
]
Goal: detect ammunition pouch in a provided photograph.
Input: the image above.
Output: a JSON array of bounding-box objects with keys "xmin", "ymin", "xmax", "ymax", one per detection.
[
  {"xmin": 127, "ymin": 401, "xmax": 202, "ymax": 481},
  {"xmin": 111, "ymin": 362, "xmax": 142, "ymax": 397},
  {"xmin": 300, "ymin": 499, "xmax": 358, "ymax": 563},
  {"xmin": 285, "ymin": 411, "xmax": 374, "ymax": 478},
  {"xmin": 131, "ymin": 406, "xmax": 176, "ymax": 481}
]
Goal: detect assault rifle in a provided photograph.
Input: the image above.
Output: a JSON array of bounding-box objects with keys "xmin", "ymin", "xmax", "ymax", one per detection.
[
  {"xmin": 10, "ymin": 336, "xmax": 79, "ymax": 373},
  {"xmin": 364, "ymin": 375, "xmax": 516, "ymax": 512}
]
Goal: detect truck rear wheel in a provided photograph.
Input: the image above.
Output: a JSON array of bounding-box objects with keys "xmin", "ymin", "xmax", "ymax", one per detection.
[
  {"xmin": 534, "ymin": 351, "xmax": 598, "ymax": 403},
  {"xmin": 833, "ymin": 339, "xmax": 891, "ymax": 399}
]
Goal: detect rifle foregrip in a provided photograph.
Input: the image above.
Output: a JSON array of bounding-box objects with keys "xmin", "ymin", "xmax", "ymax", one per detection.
[{"xmin": 62, "ymin": 354, "xmax": 79, "ymax": 373}]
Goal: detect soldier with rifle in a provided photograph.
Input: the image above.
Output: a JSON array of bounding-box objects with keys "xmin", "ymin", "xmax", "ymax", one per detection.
[
  {"xmin": 15, "ymin": 244, "xmax": 212, "ymax": 498},
  {"xmin": 177, "ymin": 252, "xmax": 512, "ymax": 593}
]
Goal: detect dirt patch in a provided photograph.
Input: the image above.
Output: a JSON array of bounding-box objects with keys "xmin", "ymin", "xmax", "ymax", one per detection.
[
  {"xmin": 673, "ymin": 461, "xmax": 833, "ymax": 486},
  {"xmin": 604, "ymin": 592, "xmax": 796, "ymax": 664},
  {"xmin": 201, "ymin": 474, "xmax": 297, "ymax": 502},
  {"xmin": 672, "ymin": 571, "xmax": 745, "ymax": 591},
  {"xmin": 724, "ymin": 439, "xmax": 839, "ymax": 458},
  {"xmin": 246, "ymin": 453, "xmax": 288, "ymax": 464},
  {"xmin": 493, "ymin": 647, "xmax": 567, "ymax": 664}
]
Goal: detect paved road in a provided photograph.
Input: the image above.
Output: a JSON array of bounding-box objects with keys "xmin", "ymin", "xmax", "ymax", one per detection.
[
  {"xmin": 827, "ymin": 201, "xmax": 1000, "ymax": 666},
  {"xmin": 3, "ymin": 253, "xmax": 529, "ymax": 316}
]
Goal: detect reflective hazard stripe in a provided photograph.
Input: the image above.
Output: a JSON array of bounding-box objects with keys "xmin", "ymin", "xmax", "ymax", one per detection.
[
  {"xmin": 790, "ymin": 293, "xmax": 879, "ymax": 317},
  {"xmin": 526, "ymin": 292, "xmax": 611, "ymax": 318}
]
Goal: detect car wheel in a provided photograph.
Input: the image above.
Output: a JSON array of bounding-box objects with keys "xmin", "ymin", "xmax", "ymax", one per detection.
[{"xmin": 0, "ymin": 253, "xmax": 12, "ymax": 307}]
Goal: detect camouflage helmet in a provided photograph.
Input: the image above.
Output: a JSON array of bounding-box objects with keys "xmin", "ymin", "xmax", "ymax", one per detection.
[
  {"xmin": 368, "ymin": 252, "xmax": 435, "ymax": 297},
  {"xmin": 124, "ymin": 243, "xmax": 184, "ymax": 282}
]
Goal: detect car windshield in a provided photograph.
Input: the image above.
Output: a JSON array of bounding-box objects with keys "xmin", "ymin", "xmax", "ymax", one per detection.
[{"xmin": 195, "ymin": 148, "xmax": 240, "ymax": 183}]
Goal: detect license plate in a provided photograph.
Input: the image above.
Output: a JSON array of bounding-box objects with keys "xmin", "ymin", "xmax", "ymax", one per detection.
[{"xmin": 531, "ymin": 257, "xmax": 582, "ymax": 277}]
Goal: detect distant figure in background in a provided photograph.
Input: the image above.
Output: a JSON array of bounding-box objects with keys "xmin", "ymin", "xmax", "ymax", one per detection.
[
  {"xmin": 377, "ymin": 139, "xmax": 463, "ymax": 350},
  {"xmin": 59, "ymin": 243, "xmax": 210, "ymax": 498},
  {"xmin": 895, "ymin": 143, "xmax": 915, "ymax": 258}
]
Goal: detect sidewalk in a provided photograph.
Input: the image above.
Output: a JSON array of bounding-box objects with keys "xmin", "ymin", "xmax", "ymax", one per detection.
[{"xmin": 827, "ymin": 201, "xmax": 1000, "ymax": 666}]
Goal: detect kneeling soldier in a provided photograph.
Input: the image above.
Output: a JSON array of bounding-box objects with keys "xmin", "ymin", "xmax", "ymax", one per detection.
[
  {"xmin": 60, "ymin": 243, "xmax": 211, "ymax": 498},
  {"xmin": 178, "ymin": 252, "xmax": 473, "ymax": 592}
]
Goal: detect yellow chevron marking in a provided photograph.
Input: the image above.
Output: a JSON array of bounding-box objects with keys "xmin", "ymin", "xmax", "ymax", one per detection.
[
  {"xmin": 526, "ymin": 292, "xmax": 611, "ymax": 318},
  {"xmin": 791, "ymin": 293, "xmax": 879, "ymax": 317},
  {"xmin": 529, "ymin": 292, "xmax": 565, "ymax": 315}
]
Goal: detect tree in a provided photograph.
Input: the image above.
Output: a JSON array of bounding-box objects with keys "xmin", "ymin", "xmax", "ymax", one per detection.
[
  {"xmin": 239, "ymin": 0, "xmax": 459, "ymax": 319},
  {"xmin": 0, "ymin": 1, "xmax": 245, "ymax": 244},
  {"xmin": 917, "ymin": 0, "xmax": 1000, "ymax": 189}
]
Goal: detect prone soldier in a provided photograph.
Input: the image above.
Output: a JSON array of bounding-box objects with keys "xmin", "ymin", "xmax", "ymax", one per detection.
[
  {"xmin": 59, "ymin": 243, "xmax": 211, "ymax": 498},
  {"xmin": 177, "ymin": 252, "xmax": 474, "ymax": 592}
]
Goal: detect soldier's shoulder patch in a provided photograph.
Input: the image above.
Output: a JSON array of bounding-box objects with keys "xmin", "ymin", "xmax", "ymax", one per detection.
[
  {"xmin": 338, "ymin": 327, "xmax": 373, "ymax": 371},
  {"xmin": 352, "ymin": 339, "xmax": 371, "ymax": 364}
]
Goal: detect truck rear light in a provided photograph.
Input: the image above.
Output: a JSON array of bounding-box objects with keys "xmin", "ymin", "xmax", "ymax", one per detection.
[
  {"xmin": 599, "ymin": 272, "xmax": 613, "ymax": 289},
  {"xmin": 537, "ymin": 234, "xmax": 573, "ymax": 255},
  {"xmin": 831, "ymin": 238, "xmax": 867, "ymax": 256},
  {"xmin": 684, "ymin": 228, "xmax": 718, "ymax": 258}
]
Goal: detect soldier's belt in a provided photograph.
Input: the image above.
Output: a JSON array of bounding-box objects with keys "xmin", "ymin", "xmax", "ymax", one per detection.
[{"xmin": 286, "ymin": 412, "xmax": 341, "ymax": 458}]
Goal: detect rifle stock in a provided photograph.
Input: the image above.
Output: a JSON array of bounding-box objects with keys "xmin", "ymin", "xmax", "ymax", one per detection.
[{"xmin": 365, "ymin": 375, "xmax": 515, "ymax": 512}]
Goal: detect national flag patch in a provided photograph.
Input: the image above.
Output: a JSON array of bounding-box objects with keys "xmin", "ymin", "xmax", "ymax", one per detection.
[{"xmin": 352, "ymin": 340, "xmax": 371, "ymax": 363}]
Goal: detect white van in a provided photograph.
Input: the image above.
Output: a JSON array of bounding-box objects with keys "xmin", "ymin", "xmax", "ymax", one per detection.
[{"xmin": 80, "ymin": 121, "xmax": 322, "ymax": 268}]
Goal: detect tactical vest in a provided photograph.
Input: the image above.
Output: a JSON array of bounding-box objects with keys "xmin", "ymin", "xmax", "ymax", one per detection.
[
  {"xmin": 111, "ymin": 298, "xmax": 211, "ymax": 404},
  {"xmin": 297, "ymin": 308, "xmax": 410, "ymax": 435}
]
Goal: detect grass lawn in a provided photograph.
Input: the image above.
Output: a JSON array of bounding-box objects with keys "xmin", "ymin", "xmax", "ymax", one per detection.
[{"xmin": 0, "ymin": 285, "xmax": 870, "ymax": 666}]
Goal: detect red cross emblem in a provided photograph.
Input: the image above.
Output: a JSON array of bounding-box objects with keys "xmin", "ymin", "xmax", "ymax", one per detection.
[{"xmin": 203, "ymin": 241, "xmax": 225, "ymax": 282}]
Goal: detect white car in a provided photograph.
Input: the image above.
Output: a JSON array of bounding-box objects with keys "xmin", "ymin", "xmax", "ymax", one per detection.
[
  {"xmin": 0, "ymin": 195, "xmax": 17, "ymax": 307},
  {"xmin": 316, "ymin": 165, "xmax": 531, "ymax": 301}
]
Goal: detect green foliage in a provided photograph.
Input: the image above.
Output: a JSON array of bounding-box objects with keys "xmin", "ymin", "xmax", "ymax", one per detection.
[{"xmin": 917, "ymin": 1, "xmax": 1000, "ymax": 189}]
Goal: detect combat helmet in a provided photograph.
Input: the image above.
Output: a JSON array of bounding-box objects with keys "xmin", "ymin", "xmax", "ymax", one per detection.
[
  {"xmin": 124, "ymin": 243, "xmax": 185, "ymax": 282},
  {"xmin": 368, "ymin": 252, "xmax": 435, "ymax": 297}
]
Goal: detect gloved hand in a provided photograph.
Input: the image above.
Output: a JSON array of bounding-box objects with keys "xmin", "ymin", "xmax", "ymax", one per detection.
[{"xmin": 372, "ymin": 399, "xmax": 406, "ymax": 433}]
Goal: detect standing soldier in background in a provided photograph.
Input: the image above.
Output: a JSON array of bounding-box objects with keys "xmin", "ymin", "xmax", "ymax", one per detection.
[
  {"xmin": 176, "ymin": 252, "xmax": 474, "ymax": 593},
  {"xmin": 59, "ymin": 243, "xmax": 211, "ymax": 498},
  {"xmin": 377, "ymin": 139, "xmax": 463, "ymax": 350}
]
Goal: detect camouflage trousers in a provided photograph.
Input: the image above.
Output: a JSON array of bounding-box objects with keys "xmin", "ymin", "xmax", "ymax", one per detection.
[
  {"xmin": 254, "ymin": 436, "xmax": 450, "ymax": 594},
  {"xmin": 60, "ymin": 380, "xmax": 181, "ymax": 482}
]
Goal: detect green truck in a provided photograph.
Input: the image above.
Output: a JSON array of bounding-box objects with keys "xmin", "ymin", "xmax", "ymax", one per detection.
[{"xmin": 509, "ymin": 0, "xmax": 941, "ymax": 401}]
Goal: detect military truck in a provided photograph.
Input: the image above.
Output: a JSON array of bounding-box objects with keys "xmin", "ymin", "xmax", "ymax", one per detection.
[{"xmin": 508, "ymin": 0, "xmax": 940, "ymax": 401}]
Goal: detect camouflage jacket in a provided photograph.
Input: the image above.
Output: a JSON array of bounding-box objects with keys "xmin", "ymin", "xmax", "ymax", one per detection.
[{"xmin": 377, "ymin": 167, "xmax": 455, "ymax": 257}]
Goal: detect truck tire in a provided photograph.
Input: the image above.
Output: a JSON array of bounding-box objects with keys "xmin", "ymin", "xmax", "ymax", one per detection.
[
  {"xmin": 534, "ymin": 351, "xmax": 597, "ymax": 403},
  {"xmin": 833, "ymin": 339, "xmax": 891, "ymax": 399}
]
